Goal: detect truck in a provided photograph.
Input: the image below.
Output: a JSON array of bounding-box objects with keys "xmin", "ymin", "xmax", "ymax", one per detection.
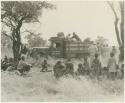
[{"xmin": 28, "ymin": 35, "xmax": 91, "ymax": 59}]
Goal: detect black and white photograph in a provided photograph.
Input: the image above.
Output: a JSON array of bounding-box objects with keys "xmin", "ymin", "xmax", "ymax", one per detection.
[{"xmin": 1, "ymin": 0, "xmax": 124, "ymax": 102}]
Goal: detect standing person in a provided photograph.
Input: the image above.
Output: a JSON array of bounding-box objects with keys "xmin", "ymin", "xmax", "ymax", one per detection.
[
  {"xmin": 53, "ymin": 61, "xmax": 65, "ymax": 79},
  {"xmin": 83, "ymin": 56, "xmax": 90, "ymax": 75},
  {"xmin": 40, "ymin": 60, "xmax": 48, "ymax": 72},
  {"xmin": 66, "ymin": 34, "xmax": 71, "ymax": 40},
  {"xmin": 89, "ymin": 43, "xmax": 98, "ymax": 64},
  {"xmin": 107, "ymin": 52, "xmax": 117, "ymax": 80},
  {"xmin": 121, "ymin": 64, "xmax": 124, "ymax": 78},
  {"xmin": 91, "ymin": 53, "xmax": 101, "ymax": 79},
  {"xmin": 112, "ymin": 46, "xmax": 117, "ymax": 55},
  {"xmin": 71, "ymin": 32, "xmax": 82, "ymax": 42},
  {"xmin": 65, "ymin": 59, "xmax": 74, "ymax": 75}
]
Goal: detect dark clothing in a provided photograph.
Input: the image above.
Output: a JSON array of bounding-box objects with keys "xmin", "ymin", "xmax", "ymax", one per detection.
[
  {"xmin": 77, "ymin": 66, "xmax": 85, "ymax": 75},
  {"xmin": 83, "ymin": 60, "xmax": 90, "ymax": 75},
  {"xmin": 1, "ymin": 59, "xmax": 9, "ymax": 71},
  {"xmin": 71, "ymin": 33, "xmax": 82, "ymax": 42},
  {"xmin": 17, "ymin": 60, "xmax": 30, "ymax": 74},
  {"xmin": 41, "ymin": 62, "xmax": 48, "ymax": 72},
  {"xmin": 53, "ymin": 64, "xmax": 65, "ymax": 78},
  {"xmin": 65, "ymin": 61, "xmax": 74, "ymax": 75},
  {"xmin": 91, "ymin": 58, "xmax": 101, "ymax": 76}
]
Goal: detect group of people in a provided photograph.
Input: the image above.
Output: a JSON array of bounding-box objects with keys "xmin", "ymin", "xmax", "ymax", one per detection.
[
  {"xmin": 1, "ymin": 51, "xmax": 124, "ymax": 80},
  {"xmin": 1, "ymin": 56, "xmax": 16, "ymax": 71},
  {"xmin": 1, "ymin": 56, "xmax": 31, "ymax": 75},
  {"xmin": 52, "ymin": 52, "xmax": 124, "ymax": 80}
]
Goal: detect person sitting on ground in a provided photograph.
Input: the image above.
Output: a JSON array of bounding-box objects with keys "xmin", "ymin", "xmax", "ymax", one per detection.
[
  {"xmin": 40, "ymin": 60, "xmax": 48, "ymax": 72},
  {"xmin": 91, "ymin": 53, "xmax": 101, "ymax": 79},
  {"xmin": 116, "ymin": 64, "xmax": 123, "ymax": 79},
  {"xmin": 83, "ymin": 56, "xmax": 90, "ymax": 75},
  {"xmin": 53, "ymin": 61, "xmax": 65, "ymax": 79},
  {"xmin": 65, "ymin": 59, "xmax": 74, "ymax": 75},
  {"xmin": 107, "ymin": 52, "xmax": 117, "ymax": 80},
  {"xmin": 6, "ymin": 58, "xmax": 16, "ymax": 71},
  {"xmin": 1, "ymin": 56, "xmax": 9, "ymax": 71},
  {"xmin": 17, "ymin": 56, "xmax": 31, "ymax": 75},
  {"xmin": 76, "ymin": 63, "xmax": 84, "ymax": 76}
]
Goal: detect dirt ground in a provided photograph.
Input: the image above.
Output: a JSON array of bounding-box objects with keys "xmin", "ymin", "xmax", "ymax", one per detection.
[
  {"xmin": 1, "ymin": 47, "xmax": 124, "ymax": 102},
  {"xmin": 1, "ymin": 57, "xmax": 124, "ymax": 102}
]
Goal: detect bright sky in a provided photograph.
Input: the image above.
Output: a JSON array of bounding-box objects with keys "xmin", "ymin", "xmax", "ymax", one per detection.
[{"xmin": 22, "ymin": 1, "xmax": 119, "ymax": 46}]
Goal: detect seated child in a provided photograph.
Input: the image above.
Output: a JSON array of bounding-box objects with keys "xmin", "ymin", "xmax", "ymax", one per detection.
[{"xmin": 76, "ymin": 63, "xmax": 84, "ymax": 75}]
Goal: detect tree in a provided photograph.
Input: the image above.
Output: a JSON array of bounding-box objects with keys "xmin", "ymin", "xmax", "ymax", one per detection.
[
  {"xmin": 1, "ymin": 1, "xmax": 55, "ymax": 63},
  {"xmin": 1, "ymin": 33, "xmax": 12, "ymax": 48},
  {"xmin": 107, "ymin": 1, "xmax": 124, "ymax": 61},
  {"xmin": 25, "ymin": 32, "xmax": 47, "ymax": 47}
]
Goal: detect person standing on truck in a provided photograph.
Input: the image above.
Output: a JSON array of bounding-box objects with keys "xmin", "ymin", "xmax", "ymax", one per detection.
[
  {"xmin": 65, "ymin": 59, "xmax": 74, "ymax": 75},
  {"xmin": 66, "ymin": 34, "xmax": 71, "ymax": 40},
  {"xmin": 71, "ymin": 32, "xmax": 82, "ymax": 42}
]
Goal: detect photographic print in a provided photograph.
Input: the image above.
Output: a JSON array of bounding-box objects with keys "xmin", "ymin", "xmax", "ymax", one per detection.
[{"xmin": 1, "ymin": 0, "xmax": 124, "ymax": 102}]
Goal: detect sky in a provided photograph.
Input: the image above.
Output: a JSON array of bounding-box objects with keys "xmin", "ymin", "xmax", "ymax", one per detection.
[{"xmin": 22, "ymin": 1, "xmax": 120, "ymax": 46}]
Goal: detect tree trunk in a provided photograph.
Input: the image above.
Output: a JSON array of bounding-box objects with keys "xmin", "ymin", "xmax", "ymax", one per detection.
[
  {"xmin": 119, "ymin": 1, "xmax": 124, "ymax": 62},
  {"xmin": 114, "ymin": 18, "xmax": 122, "ymax": 47},
  {"xmin": 12, "ymin": 40, "xmax": 21, "ymax": 64},
  {"xmin": 12, "ymin": 21, "xmax": 22, "ymax": 65}
]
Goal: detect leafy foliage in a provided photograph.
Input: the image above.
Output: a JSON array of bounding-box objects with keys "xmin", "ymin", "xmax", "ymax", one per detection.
[
  {"xmin": 25, "ymin": 32, "xmax": 47, "ymax": 47},
  {"xmin": 1, "ymin": 1, "xmax": 55, "ymax": 62}
]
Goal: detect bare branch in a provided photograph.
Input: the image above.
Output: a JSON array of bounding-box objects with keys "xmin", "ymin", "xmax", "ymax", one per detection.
[
  {"xmin": 107, "ymin": 1, "xmax": 118, "ymax": 19},
  {"xmin": 2, "ymin": 31, "xmax": 13, "ymax": 41}
]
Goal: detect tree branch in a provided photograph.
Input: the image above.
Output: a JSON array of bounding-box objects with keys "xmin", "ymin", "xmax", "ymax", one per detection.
[
  {"xmin": 107, "ymin": 1, "xmax": 118, "ymax": 19},
  {"xmin": 2, "ymin": 31, "xmax": 13, "ymax": 41},
  {"xmin": 119, "ymin": 1, "xmax": 124, "ymax": 45}
]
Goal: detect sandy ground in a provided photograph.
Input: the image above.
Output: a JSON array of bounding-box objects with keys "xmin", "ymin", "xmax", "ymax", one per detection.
[
  {"xmin": 1, "ymin": 59, "xmax": 124, "ymax": 102},
  {"xmin": 1, "ymin": 47, "xmax": 123, "ymax": 102}
]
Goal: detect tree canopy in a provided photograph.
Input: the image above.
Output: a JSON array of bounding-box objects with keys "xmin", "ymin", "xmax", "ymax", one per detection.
[{"xmin": 1, "ymin": 1, "xmax": 55, "ymax": 62}]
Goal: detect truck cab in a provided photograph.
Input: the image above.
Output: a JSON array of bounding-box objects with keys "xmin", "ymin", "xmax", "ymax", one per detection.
[{"xmin": 49, "ymin": 37, "xmax": 66, "ymax": 58}]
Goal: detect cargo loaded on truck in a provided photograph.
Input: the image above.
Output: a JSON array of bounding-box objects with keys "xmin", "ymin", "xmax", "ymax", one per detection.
[{"xmin": 28, "ymin": 33, "xmax": 91, "ymax": 58}]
